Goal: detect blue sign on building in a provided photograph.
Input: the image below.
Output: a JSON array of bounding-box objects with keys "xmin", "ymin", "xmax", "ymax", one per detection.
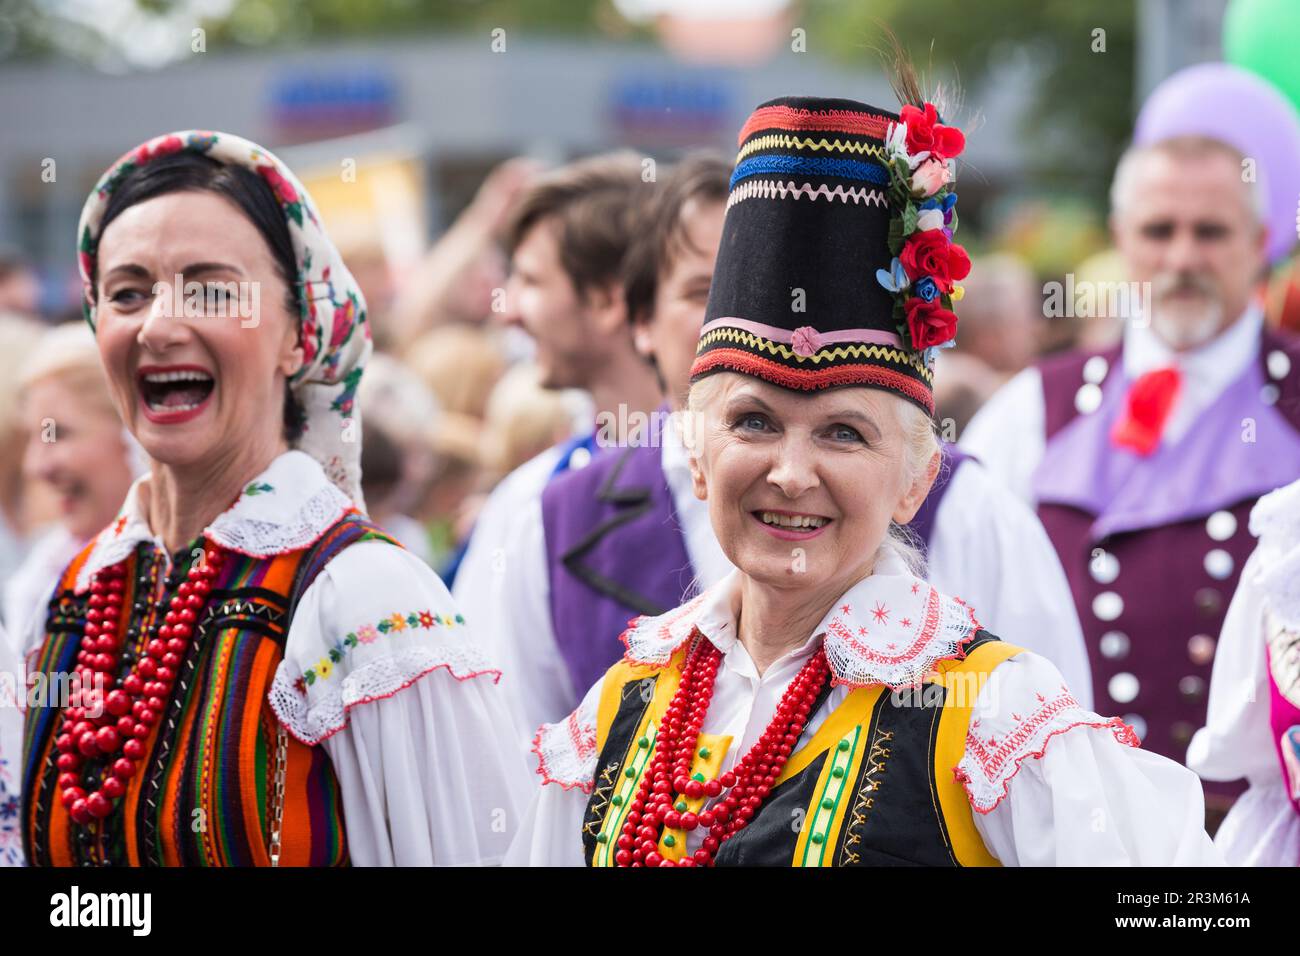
[{"xmin": 270, "ymin": 66, "xmax": 398, "ymax": 137}]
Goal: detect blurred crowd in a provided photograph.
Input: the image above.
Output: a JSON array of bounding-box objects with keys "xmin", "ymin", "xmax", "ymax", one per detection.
[
  {"xmin": 2, "ymin": 134, "xmax": 1298, "ymax": 635},
  {"xmin": 0, "ymin": 157, "xmax": 1139, "ymax": 625},
  {"xmin": 2, "ymin": 148, "xmax": 1289, "ymax": 621}
]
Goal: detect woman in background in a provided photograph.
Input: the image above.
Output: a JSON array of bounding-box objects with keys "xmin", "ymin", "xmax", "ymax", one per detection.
[{"xmin": 5, "ymin": 323, "xmax": 141, "ymax": 656}]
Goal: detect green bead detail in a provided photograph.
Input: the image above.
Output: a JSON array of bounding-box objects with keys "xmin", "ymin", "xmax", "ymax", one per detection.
[
  {"xmin": 698, "ymin": 747, "xmax": 711, "ymax": 759},
  {"xmin": 831, "ymin": 766, "xmax": 845, "ymax": 779},
  {"xmin": 624, "ymin": 767, "xmax": 635, "ymax": 778},
  {"xmin": 675, "ymin": 800, "xmax": 687, "ymax": 813},
  {"xmin": 811, "ymin": 832, "xmax": 825, "ymax": 845},
  {"xmin": 821, "ymin": 797, "xmax": 834, "ymax": 810},
  {"xmin": 611, "ymin": 794, "xmax": 624, "ymax": 807},
  {"xmin": 837, "ymin": 739, "xmax": 851, "ymax": 751},
  {"xmin": 638, "ymin": 736, "xmax": 649, "ymax": 748},
  {"xmin": 596, "ymin": 833, "xmax": 609, "ymax": 844},
  {"xmin": 664, "ymin": 834, "xmax": 677, "ymax": 848},
  {"xmin": 692, "ymin": 772, "xmax": 705, "ymax": 782}
]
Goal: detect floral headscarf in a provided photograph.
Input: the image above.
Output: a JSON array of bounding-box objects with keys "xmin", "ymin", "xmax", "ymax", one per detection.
[{"xmin": 75, "ymin": 130, "xmax": 371, "ymax": 506}]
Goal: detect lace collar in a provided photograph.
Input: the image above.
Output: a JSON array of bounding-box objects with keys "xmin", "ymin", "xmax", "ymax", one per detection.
[
  {"xmin": 620, "ymin": 551, "xmax": 983, "ymax": 690},
  {"xmin": 73, "ymin": 450, "xmax": 352, "ymax": 593},
  {"xmin": 1250, "ymin": 477, "xmax": 1300, "ymax": 631}
]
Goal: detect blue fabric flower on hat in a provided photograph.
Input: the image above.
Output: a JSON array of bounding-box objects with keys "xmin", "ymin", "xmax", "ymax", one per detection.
[
  {"xmin": 921, "ymin": 339, "xmax": 957, "ymax": 366},
  {"xmin": 914, "ymin": 276, "xmax": 939, "ymax": 302},
  {"xmin": 876, "ymin": 257, "xmax": 909, "ymax": 294},
  {"xmin": 920, "ymin": 192, "xmax": 958, "ymax": 224}
]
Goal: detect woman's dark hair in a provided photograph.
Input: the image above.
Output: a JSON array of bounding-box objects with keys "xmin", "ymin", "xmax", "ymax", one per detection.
[{"xmin": 94, "ymin": 150, "xmax": 306, "ymax": 443}]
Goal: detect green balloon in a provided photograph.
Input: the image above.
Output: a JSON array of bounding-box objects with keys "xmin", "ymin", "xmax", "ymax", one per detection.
[{"xmin": 1225, "ymin": 0, "xmax": 1300, "ymax": 112}]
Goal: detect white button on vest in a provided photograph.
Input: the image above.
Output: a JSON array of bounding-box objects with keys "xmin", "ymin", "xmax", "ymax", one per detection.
[{"xmin": 1075, "ymin": 383, "xmax": 1103, "ymax": 415}]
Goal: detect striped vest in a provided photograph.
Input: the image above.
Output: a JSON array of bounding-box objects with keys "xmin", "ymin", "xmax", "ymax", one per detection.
[
  {"xmin": 22, "ymin": 513, "xmax": 396, "ymax": 867},
  {"xmin": 582, "ymin": 633, "xmax": 1021, "ymax": 866}
]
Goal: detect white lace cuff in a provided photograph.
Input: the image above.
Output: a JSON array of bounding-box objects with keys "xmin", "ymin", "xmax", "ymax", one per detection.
[
  {"xmin": 955, "ymin": 653, "xmax": 1139, "ymax": 814},
  {"xmin": 269, "ymin": 644, "xmax": 500, "ymax": 745},
  {"xmin": 532, "ymin": 693, "xmax": 599, "ymax": 793}
]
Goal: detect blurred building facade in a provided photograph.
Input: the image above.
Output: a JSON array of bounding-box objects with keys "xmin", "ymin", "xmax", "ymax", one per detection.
[{"xmin": 0, "ymin": 33, "xmax": 1035, "ymax": 314}]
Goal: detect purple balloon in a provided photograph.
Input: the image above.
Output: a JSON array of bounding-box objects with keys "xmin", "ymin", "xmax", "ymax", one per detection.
[{"xmin": 1134, "ymin": 62, "xmax": 1300, "ymax": 263}]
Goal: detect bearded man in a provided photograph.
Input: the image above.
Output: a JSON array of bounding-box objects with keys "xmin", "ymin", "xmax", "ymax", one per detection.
[{"xmin": 962, "ymin": 134, "xmax": 1300, "ymax": 826}]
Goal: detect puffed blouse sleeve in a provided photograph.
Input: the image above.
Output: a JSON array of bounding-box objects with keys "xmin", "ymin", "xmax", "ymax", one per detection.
[
  {"xmin": 269, "ymin": 539, "xmax": 532, "ymax": 866},
  {"xmin": 959, "ymin": 651, "xmax": 1222, "ymax": 866},
  {"xmin": 505, "ymin": 676, "xmax": 604, "ymax": 866}
]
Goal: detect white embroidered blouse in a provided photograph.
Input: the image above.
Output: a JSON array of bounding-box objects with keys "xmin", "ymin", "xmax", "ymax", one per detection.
[
  {"xmin": 37, "ymin": 449, "xmax": 530, "ymax": 866},
  {"xmin": 508, "ymin": 550, "xmax": 1221, "ymax": 866},
  {"xmin": 1188, "ymin": 477, "xmax": 1300, "ymax": 866}
]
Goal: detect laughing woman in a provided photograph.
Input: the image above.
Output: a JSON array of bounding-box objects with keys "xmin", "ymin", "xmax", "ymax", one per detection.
[
  {"xmin": 508, "ymin": 92, "xmax": 1220, "ymax": 867},
  {"xmin": 21, "ymin": 132, "xmax": 526, "ymax": 866}
]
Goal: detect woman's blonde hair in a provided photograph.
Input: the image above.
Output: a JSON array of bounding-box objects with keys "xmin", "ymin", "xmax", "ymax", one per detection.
[
  {"xmin": 684, "ymin": 372, "xmax": 940, "ymax": 577},
  {"xmin": 405, "ymin": 324, "xmax": 507, "ymax": 421},
  {"xmin": 480, "ymin": 362, "xmax": 578, "ymax": 479},
  {"xmin": 18, "ymin": 322, "xmax": 118, "ymax": 420}
]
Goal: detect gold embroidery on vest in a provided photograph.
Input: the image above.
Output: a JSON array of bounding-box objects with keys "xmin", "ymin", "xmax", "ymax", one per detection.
[
  {"xmin": 584, "ymin": 762, "xmax": 620, "ymax": 840},
  {"xmin": 838, "ymin": 727, "xmax": 893, "ymax": 866}
]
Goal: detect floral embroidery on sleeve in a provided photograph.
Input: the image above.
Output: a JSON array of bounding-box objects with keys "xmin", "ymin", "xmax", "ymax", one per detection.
[{"xmin": 298, "ymin": 608, "xmax": 467, "ymax": 688}]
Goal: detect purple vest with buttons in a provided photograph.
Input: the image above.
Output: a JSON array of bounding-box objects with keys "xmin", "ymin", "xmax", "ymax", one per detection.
[
  {"xmin": 1035, "ymin": 329, "xmax": 1300, "ymax": 801},
  {"xmin": 541, "ymin": 428, "xmax": 966, "ymax": 699}
]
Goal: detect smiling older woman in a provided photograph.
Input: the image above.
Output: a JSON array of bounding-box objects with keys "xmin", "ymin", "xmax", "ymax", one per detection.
[
  {"xmin": 20, "ymin": 131, "xmax": 525, "ymax": 866},
  {"xmin": 507, "ymin": 91, "xmax": 1220, "ymax": 867}
]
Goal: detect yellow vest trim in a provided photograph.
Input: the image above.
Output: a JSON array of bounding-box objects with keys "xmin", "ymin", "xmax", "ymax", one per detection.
[
  {"xmin": 791, "ymin": 722, "xmax": 869, "ymax": 866},
  {"xmin": 930, "ymin": 640, "xmax": 1024, "ymax": 867},
  {"xmin": 593, "ymin": 721, "xmax": 657, "ymax": 866},
  {"xmin": 595, "ymin": 655, "xmax": 671, "ymax": 755}
]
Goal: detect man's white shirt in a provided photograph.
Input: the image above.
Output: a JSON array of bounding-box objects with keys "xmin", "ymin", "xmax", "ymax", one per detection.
[{"xmin": 960, "ymin": 307, "xmax": 1266, "ymax": 505}]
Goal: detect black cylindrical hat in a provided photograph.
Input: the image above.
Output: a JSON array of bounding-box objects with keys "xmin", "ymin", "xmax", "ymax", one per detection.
[{"xmin": 690, "ymin": 95, "xmax": 970, "ymax": 416}]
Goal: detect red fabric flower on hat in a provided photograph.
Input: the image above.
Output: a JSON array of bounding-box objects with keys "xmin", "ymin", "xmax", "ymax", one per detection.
[
  {"xmin": 905, "ymin": 298, "xmax": 958, "ymax": 349},
  {"xmin": 899, "ymin": 103, "xmax": 965, "ymax": 160},
  {"xmin": 899, "ymin": 231, "xmax": 971, "ymax": 293}
]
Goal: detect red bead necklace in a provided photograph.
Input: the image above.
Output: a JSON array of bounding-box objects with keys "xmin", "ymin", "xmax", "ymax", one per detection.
[
  {"xmin": 614, "ymin": 636, "xmax": 830, "ymax": 867},
  {"xmin": 53, "ymin": 542, "xmax": 225, "ymax": 827}
]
